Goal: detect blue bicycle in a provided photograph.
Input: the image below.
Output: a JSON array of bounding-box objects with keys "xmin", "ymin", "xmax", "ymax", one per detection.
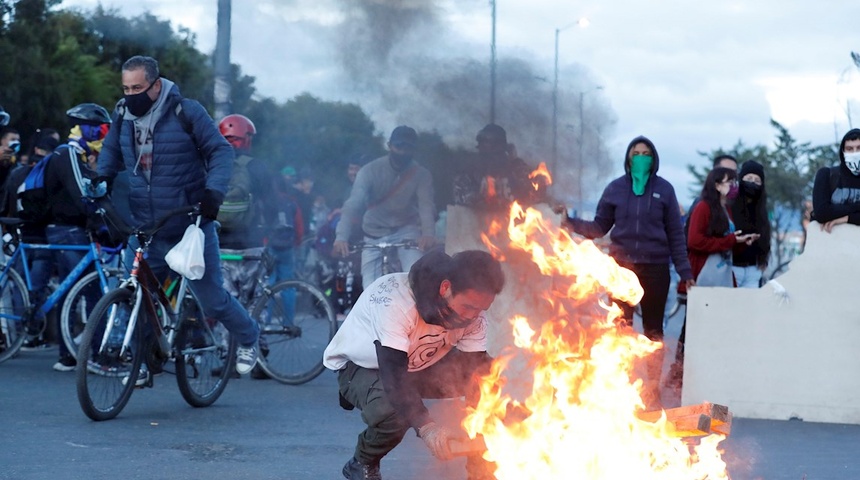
[{"xmin": 0, "ymin": 218, "xmax": 124, "ymax": 364}]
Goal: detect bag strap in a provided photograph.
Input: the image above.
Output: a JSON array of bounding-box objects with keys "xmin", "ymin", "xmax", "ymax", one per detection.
[{"xmin": 367, "ymin": 164, "xmax": 419, "ymax": 211}]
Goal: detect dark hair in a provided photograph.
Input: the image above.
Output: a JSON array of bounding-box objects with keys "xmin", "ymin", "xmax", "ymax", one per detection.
[
  {"xmin": 700, "ymin": 167, "xmax": 737, "ymax": 237},
  {"xmin": 409, "ymin": 250, "xmax": 504, "ymax": 324},
  {"xmin": 122, "ymin": 55, "xmax": 160, "ymax": 83},
  {"xmin": 0, "ymin": 127, "xmax": 19, "ymax": 141},
  {"xmin": 840, "ymin": 128, "xmax": 860, "ymax": 163},
  {"xmin": 733, "ymin": 164, "xmax": 770, "ymax": 261},
  {"xmin": 713, "ymin": 154, "xmax": 738, "ymax": 168},
  {"xmin": 448, "ymin": 250, "xmax": 505, "ymax": 295}
]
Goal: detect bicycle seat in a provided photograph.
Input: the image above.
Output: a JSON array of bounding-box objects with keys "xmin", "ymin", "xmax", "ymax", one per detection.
[{"xmin": 0, "ymin": 217, "xmax": 24, "ymax": 226}]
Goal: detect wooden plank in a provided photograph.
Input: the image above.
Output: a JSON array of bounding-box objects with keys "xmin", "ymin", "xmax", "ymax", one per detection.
[
  {"xmin": 449, "ymin": 436, "xmax": 487, "ymax": 457},
  {"xmin": 667, "ymin": 414, "xmax": 713, "ymax": 438},
  {"xmin": 710, "ymin": 411, "xmax": 733, "ymax": 436},
  {"xmin": 638, "ymin": 402, "xmax": 729, "ymax": 423}
]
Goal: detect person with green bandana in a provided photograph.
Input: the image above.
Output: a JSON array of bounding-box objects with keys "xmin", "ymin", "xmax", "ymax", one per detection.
[{"xmin": 558, "ymin": 135, "xmax": 694, "ymax": 410}]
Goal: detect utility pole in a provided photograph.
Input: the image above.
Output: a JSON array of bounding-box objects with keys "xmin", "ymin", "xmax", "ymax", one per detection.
[
  {"xmin": 213, "ymin": 0, "xmax": 232, "ymax": 121},
  {"xmin": 489, "ymin": 0, "xmax": 497, "ymax": 124}
]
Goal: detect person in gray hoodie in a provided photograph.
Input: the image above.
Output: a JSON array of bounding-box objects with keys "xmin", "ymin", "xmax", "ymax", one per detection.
[{"xmin": 558, "ymin": 135, "xmax": 694, "ymax": 409}]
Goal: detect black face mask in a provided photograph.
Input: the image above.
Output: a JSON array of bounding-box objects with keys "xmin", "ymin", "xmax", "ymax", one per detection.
[
  {"xmin": 389, "ymin": 152, "xmax": 413, "ymax": 170},
  {"xmin": 742, "ymin": 181, "xmax": 762, "ymax": 198},
  {"xmin": 124, "ymin": 80, "xmax": 157, "ymax": 117}
]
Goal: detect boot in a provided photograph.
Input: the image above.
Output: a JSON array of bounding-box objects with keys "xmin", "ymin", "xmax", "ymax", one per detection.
[{"xmin": 342, "ymin": 457, "xmax": 382, "ymax": 480}]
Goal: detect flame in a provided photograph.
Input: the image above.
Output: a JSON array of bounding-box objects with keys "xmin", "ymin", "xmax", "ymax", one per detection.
[
  {"xmin": 529, "ymin": 162, "xmax": 553, "ymax": 189},
  {"xmin": 466, "ymin": 203, "xmax": 729, "ymax": 479}
]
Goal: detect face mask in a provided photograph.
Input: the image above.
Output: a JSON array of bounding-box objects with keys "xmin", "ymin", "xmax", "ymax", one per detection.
[
  {"xmin": 726, "ymin": 183, "xmax": 739, "ymax": 200},
  {"xmin": 629, "ymin": 154, "xmax": 653, "ymax": 196},
  {"xmin": 844, "ymin": 151, "xmax": 860, "ymax": 176},
  {"xmin": 742, "ymin": 181, "xmax": 762, "ymax": 198},
  {"xmin": 123, "ymin": 80, "xmax": 157, "ymax": 117},
  {"xmin": 389, "ymin": 152, "xmax": 413, "ymax": 170}
]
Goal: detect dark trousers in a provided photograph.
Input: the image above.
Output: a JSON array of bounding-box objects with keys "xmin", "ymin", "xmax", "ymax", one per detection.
[
  {"xmin": 337, "ymin": 349, "xmax": 491, "ymax": 465},
  {"xmin": 617, "ymin": 262, "xmax": 670, "ymax": 341}
]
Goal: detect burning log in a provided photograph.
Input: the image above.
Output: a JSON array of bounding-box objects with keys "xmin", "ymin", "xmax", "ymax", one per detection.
[{"xmin": 637, "ymin": 402, "xmax": 732, "ymax": 438}]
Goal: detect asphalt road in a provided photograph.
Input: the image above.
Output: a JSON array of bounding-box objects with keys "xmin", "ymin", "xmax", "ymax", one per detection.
[{"xmin": 2, "ymin": 340, "xmax": 860, "ymax": 479}]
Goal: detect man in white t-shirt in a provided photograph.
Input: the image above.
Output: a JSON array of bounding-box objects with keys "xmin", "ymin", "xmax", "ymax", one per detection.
[{"xmin": 324, "ymin": 250, "xmax": 505, "ymax": 480}]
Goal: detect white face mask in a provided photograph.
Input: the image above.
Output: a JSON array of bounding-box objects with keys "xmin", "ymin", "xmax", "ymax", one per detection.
[{"xmin": 845, "ymin": 151, "xmax": 860, "ymax": 176}]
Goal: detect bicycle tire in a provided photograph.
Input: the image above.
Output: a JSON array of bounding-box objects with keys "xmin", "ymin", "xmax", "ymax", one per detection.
[
  {"xmin": 76, "ymin": 288, "xmax": 143, "ymax": 421},
  {"xmin": 0, "ymin": 268, "xmax": 31, "ymax": 364},
  {"xmin": 175, "ymin": 291, "xmax": 237, "ymax": 407},
  {"xmin": 251, "ymin": 279, "xmax": 336, "ymax": 385},
  {"xmin": 61, "ymin": 269, "xmax": 124, "ymax": 360}
]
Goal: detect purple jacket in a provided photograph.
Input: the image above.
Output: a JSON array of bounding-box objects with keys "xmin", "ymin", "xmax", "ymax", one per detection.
[{"xmin": 567, "ymin": 136, "xmax": 693, "ymax": 280}]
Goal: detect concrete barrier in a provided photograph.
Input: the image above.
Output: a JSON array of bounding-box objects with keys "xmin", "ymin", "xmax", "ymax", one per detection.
[{"xmin": 683, "ymin": 222, "xmax": 860, "ymax": 424}]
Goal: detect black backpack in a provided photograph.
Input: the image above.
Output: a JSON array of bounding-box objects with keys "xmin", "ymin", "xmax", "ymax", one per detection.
[{"xmin": 16, "ymin": 145, "xmax": 71, "ymax": 224}]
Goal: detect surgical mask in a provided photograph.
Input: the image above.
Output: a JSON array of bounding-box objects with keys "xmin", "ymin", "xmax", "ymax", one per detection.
[
  {"xmin": 742, "ymin": 181, "xmax": 762, "ymax": 198},
  {"xmin": 844, "ymin": 151, "xmax": 860, "ymax": 176},
  {"xmin": 123, "ymin": 80, "xmax": 157, "ymax": 117},
  {"xmin": 629, "ymin": 154, "xmax": 653, "ymax": 196},
  {"xmin": 727, "ymin": 183, "xmax": 739, "ymax": 200}
]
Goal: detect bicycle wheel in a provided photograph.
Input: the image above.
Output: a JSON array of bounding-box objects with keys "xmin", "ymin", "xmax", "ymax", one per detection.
[
  {"xmin": 175, "ymin": 292, "xmax": 237, "ymax": 407},
  {"xmin": 0, "ymin": 268, "xmax": 31, "ymax": 364},
  {"xmin": 251, "ymin": 280, "xmax": 336, "ymax": 385},
  {"xmin": 76, "ymin": 288, "xmax": 143, "ymax": 421},
  {"xmin": 61, "ymin": 269, "xmax": 123, "ymax": 360}
]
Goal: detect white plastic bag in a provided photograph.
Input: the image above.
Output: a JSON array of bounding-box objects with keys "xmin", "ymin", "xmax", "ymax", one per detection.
[{"xmin": 165, "ymin": 217, "xmax": 205, "ymax": 280}]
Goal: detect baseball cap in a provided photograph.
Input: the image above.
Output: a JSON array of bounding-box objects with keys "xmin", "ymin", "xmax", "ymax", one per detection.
[{"xmin": 389, "ymin": 125, "xmax": 418, "ymax": 149}]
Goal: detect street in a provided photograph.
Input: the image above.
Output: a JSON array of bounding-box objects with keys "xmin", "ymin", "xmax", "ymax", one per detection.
[{"xmin": 1, "ymin": 340, "xmax": 860, "ymax": 479}]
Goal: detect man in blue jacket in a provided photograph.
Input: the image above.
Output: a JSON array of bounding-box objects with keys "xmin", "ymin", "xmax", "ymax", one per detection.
[{"xmin": 97, "ymin": 55, "xmax": 260, "ymax": 380}]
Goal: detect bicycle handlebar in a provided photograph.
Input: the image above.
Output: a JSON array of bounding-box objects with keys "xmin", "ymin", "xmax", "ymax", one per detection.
[
  {"xmin": 132, "ymin": 206, "xmax": 200, "ymax": 240},
  {"xmin": 348, "ymin": 240, "xmax": 419, "ymax": 255}
]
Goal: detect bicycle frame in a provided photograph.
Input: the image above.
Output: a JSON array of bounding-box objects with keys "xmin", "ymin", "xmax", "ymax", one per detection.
[
  {"xmin": 0, "ymin": 239, "xmax": 122, "ymax": 321},
  {"xmin": 102, "ymin": 245, "xmax": 188, "ymax": 360}
]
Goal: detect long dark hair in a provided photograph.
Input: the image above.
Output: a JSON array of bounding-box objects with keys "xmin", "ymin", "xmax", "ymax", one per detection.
[
  {"xmin": 733, "ymin": 170, "xmax": 770, "ymax": 259},
  {"xmin": 700, "ymin": 167, "xmax": 737, "ymax": 237}
]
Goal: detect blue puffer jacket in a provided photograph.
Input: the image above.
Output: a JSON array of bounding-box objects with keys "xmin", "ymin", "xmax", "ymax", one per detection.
[{"xmin": 98, "ymin": 82, "xmax": 233, "ymax": 240}]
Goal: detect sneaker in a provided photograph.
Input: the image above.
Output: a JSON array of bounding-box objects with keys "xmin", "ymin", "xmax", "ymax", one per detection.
[
  {"xmin": 342, "ymin": 457, "xmax": 382, "ymax": 480},
  {"xmin": 53, "ymin": 355, "xmax": 77, "ymax": 372},
  {"xmin": 122, "ymin": 366, "xmax": 152, "ymax": 388},
  {"xmin": 235, "ymin": 344, "xmax": 258, "ymax": 375}
]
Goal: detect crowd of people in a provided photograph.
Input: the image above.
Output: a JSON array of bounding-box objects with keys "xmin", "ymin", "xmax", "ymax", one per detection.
[{"xmin": 4, "ymin": 52, "xmax": 858, "ymax": 480}]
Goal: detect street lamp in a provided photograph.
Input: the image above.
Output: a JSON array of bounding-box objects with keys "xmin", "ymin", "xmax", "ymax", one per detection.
[
  {"xmin": 552, "ymin": 17, "xmax": 589, "ymax": 172},
  {"xmin": 578, "ymin": 86, "xmax": 603, "ymax": 206}
]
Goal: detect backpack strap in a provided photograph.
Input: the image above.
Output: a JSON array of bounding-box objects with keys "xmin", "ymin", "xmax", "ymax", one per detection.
[
  {"xmin": 829, "ymin": 166, "xmax": 840, "ymax": 193},
  {"xmin": 366, "ymin": 164, "xmax": 419, "ymax": 211}
]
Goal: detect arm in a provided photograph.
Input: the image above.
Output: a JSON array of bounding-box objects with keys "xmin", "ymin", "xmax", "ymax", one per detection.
[
  {"xmin": 566, "ymin": 185, "xmax": 615, "ymax": 239},
  {"xmin": 335, "ymin": 166, "xmax": 371, "ymax": 243},
  {"xmin": 185, "ymin": 100, "xmax": 234, "ymax": 196},
  {"xmin": 662, "ymin": 186, "xmax": 693, "ymax": 280},
  {"xmin": 375, "ymin": 342, "xmax": 432, "ymax": 431},
  {"xmin": 687, "ymin": 202, "xmax": 737, "ymax": 253}
]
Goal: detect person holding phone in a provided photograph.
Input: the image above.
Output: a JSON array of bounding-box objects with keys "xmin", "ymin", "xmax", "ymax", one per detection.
[{"xmin": 731, "ymin": 161, "xmax": 770, "ymax": 288}]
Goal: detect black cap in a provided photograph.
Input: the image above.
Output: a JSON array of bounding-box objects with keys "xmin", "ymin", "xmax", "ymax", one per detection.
[
  {"xmin": 476, "ymin": 123, "xmax": 507, "ymax": 145},
  {"xmin": 35, "ymin": 131, "xmax": 60, "ymax": 152},
  {"xmin": 389, "ymin": 125, "xmax": 418, "ymax": 149},
  {"xmin": 739, "ymin": 160, "xmax": 765, "ymax": 183}
]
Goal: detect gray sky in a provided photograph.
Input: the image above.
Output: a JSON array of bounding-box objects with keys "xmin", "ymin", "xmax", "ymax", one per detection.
[{"xmin": 63, "ymin": 0, "xmax": 860, "ymax": 204}]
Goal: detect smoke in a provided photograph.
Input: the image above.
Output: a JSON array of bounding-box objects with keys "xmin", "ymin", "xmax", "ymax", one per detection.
[{"xmin": 329, "ymin": 0, "xmax": 617, "ymax": 205}]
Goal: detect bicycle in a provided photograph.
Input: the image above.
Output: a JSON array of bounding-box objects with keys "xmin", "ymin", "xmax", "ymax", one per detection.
[
  {"xmin": 353, "ymin": 239, "xmax": 420, "ymax": 277},
  {"xmin": 75, "ymin": 207, "xmax": 236, "ymax": 421},
  {"xmin": 220, "ymin": 247, "xmax": 337, "ymax": 385},
  {"xmin": 0, "ymin": 218, "xmax": 124, "ymax": 364}
]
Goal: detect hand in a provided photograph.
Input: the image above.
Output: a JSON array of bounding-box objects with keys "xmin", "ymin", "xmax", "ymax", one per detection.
[
  {"xmin": 821, "ymin": 216, "xmax": 848, "ymax": 233},
  {"xmin": 551, "ymin": 203, "xmax": 568, "ymax": 215},
  {"xmin": 332, "ymin": 240, "xmax": 350, "ymax": 258},
  {"xmin": 418, "ymin": 235, "xmax": 436, "ymax": 252},
  {"xmin": 417, "ymin": 421, "xmax": 461, "ymax": 461},
  {"xmin": 199, "ymin": 189, "xmax": 224, "ymax": 220},
  {"xmin": 685, "ymin": 278, "xmax": 696, "ymax": 290}
]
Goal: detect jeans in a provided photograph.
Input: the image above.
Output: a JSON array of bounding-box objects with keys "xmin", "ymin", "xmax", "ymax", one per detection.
[
  {"xmin": 46, "ymin": 225, "xmax": 91, "ymax": 357},
  {"xmin": 360, "ymin": 224, "xmax": 423, "ymax": 289},
  {"xmin": 267, "ymin": 247, "xmax": 296, "ymax": 326},
  {"xmin": 125, "ymin": 220, "xmax": 259, "ymax": 347},
  {"xmin": 732, "ymin": 265, "xmax": 763, "ymax": 288}
]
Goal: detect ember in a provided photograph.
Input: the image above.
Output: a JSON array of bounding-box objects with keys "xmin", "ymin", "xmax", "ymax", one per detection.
[{"xmin": 464, "ymin": 203, "xmax": 730, "ymax": 479}]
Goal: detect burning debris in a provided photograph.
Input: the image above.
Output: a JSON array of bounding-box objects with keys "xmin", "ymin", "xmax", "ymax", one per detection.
[{"xmin": 463, "ymin": 202, "xmax": 730, "ymax": 479}]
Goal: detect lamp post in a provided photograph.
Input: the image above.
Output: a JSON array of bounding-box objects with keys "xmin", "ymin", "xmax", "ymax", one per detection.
[
  {"xmin": 552, "ymin": 17, "xmax": 589, "ymax": 172},
  {"xmin": 578, "ymin": 86, "xmax": 603, "ymax": 206}
]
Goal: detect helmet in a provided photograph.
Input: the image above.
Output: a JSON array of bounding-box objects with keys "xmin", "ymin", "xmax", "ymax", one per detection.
[
  {"xmin": 219, "ymin": 114, "xmax": 256, "ymax": 150},
  {"xmin": 66, "ymin": 103, "xmax": 111, "ymax": 126},
  {"xmin": 0, "ymin": 105, "xmax": 9, "ymax": 127}
]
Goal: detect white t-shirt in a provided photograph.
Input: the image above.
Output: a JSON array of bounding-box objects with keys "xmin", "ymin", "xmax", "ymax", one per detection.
[{"xmin": 323, "ymin": 273, "xmax": 489, "ymax": 372}]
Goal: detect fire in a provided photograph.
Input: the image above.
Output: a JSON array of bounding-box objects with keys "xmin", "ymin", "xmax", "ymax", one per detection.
[
  {"xmin": 529, "ymin": 162, "xmax": 553, "ymax": 189},
  {"xmin": 465, "ymin": 203, "xmax": 729, "ymax": 479}
]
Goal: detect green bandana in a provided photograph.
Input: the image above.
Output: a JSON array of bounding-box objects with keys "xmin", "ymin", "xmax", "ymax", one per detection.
[{"xmin": 630, "ymin": 154, "xmax": 653, "ymax": 196}]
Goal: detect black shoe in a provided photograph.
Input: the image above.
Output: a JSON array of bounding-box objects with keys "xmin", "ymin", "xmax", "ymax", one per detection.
[
  {"xmin": 52, "ymin": 355, "xmax": 77, "ymax": 372},
  {"xmin": 250, "ymin": 364, "xmax": 270, "ymax": 380},
  {"xmin": 342, "ymin": 457, "xmax": 382, "ymax": 480}
]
